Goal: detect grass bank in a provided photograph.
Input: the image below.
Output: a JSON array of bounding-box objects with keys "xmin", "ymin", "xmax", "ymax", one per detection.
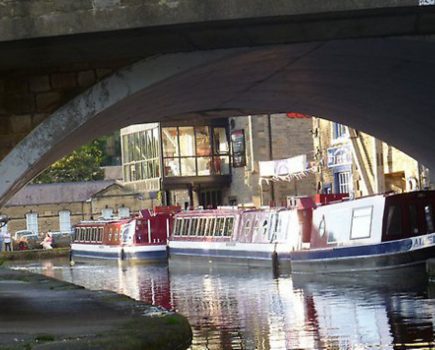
[{"xmin": 0, "ymin": 247, "xmax": 70, "ymax": 261}]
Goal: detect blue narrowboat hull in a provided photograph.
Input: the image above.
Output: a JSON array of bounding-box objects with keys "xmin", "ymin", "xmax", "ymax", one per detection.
[
  {"xmin": 71, "ymin": 243, "xmax": 168, "ymax": 261},
  {"xmin": 290, "ymin": 233, "xmax": 435, "ymax": 274}
]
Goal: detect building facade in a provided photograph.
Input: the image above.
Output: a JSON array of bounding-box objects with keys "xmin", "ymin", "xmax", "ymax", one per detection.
[
  {"xmin": 312, "ymin": 118, "xmax": 431, "ymax": 197},
  {"xmin": 121, "ymin": 114, "xmax": 316, "ymax": 208},
  {"xmin": 1, "ymin": 181, "xmax": 147, "ymax": 235}
]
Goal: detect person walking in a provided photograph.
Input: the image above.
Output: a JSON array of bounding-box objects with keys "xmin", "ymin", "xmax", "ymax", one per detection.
[
  {"xmin": 0, "ymin": 230, "xmax": 4, "ymax": 252},
  {"xmin": 3, "ymin": 230, "xmax": 11, "ymax": 251}
]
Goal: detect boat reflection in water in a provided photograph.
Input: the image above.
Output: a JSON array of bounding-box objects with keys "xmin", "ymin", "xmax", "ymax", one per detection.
[{"xmin": 10, "ymin": 259, "xmax": 435, "ymax": 349}]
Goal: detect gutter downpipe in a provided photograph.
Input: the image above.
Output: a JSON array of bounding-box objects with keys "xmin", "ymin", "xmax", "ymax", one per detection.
[{"xmin": 267, "ymin": 114, "xmax": 275, "ymax": 205}]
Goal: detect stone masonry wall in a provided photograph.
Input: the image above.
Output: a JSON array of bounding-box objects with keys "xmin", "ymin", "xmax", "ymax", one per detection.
[
  {"xmin": 224, "ymin": 113, "xmax": 315, "ymax": 207},
  {"xmin": 313, "ymin": 117, "xmax": 423, "ymax": 196},
  {"xmin": 0, "ymin": 65, "xmax": 121, "ymax": 160}
]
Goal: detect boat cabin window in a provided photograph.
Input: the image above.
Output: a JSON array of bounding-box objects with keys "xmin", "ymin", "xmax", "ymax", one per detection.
[
  {"xmin": 386, "ymin": 204, "xmax": 402, "ymax": 236},
  {"xmin": 319, "ymin": 217, "xmax": 326, "ymax": 237},
  {"xmin": 198, "ymin": 218, "xmax": 206, "ymax": 236},
  {"xmin": 173, "ymin": 219, "xmax": 181, "ymax": 236},
  {"xmin": 183, "ymin": 219, "xmax": 192, "ymax": 236},
  {"xmin": 91, "ymin": 227, "xmax": 97, "ymax": 242},
  {"xmin": 215, "ymin": 217, "xmax": 225, "ymax": 236},
  {"xmin": 409, "ymin": 204, "xmax": 419, "ymax": 235},
  {"xmin": 244, "ymin": 219, "xmax": 251, "ymax": 236},
  {"xmin": 97, "ymin": 227, "xmax": 103, "ymax": 242},
  {"xmin": 86, "ymin": 228, "xmax": 91, "ymax": 241},
  {"xmin": 253, "ymin": 219, "xmax": 260, "ymax": 236},
  {"xmin": 424, "ymin": 204, "xmax": 435, "ymax": 233},
  {"xmin": 205, "ymin": 218, "xmax": 214, "ymax": 236},
  {"xmin": 213, "ymin": 218, "xmax": 220, "ymax": 236},
  {"xmin": 178, "ymin": 219, "xmax": 185, "ymax": 236},
  {"xmin": 350, "ymin": 206, "xmax": 373, "ymax": 239},
  {"xmin": 261, "ymin": 219, "xmax": 268, "ymax": 236},
  {"xmin": 223, "ymin": 217, "xmax": 234, "ymax": 236},
  {"xmin": 191, "ymin": 218, "xmax": 198, "ymax": 236}
]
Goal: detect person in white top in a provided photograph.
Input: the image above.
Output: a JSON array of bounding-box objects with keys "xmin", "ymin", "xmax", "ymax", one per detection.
[{"xmin": 3, "ymin": 231, "xmax": 11, "ymax": 251}]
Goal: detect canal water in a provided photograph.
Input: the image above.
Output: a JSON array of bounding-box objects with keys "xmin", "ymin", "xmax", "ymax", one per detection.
[{"xmin": 8, "ymin": 258, "xmax": 435, "ymax": 350}]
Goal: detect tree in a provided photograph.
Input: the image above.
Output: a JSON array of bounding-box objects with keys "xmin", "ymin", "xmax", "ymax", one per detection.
[{"xmin": 34, "ymin": 140, "xmax": 105, "ymax": 183}]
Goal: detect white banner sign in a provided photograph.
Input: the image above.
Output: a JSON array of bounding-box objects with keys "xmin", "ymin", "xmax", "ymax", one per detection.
[{"xmin": 259, "ymin": 154, "xmax": 307, "ymax": 177}]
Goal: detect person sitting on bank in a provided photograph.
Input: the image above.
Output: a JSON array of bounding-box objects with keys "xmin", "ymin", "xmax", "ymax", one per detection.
[{"xmin": 41, "ymin": 232, "xmax": 53, "ymax": 250}]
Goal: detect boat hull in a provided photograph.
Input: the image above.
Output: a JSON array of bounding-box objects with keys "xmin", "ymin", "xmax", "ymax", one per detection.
[
  {"xmin": 291, "ymin": 233, "xmax": 435, "ymax": 274},
  {"xmin": 71, "ymin": 243, "xmax": 168, "ymax": 261},
  {"xmin": 168, "ymin": 240, "xmax": 291, "ymax": 267}
]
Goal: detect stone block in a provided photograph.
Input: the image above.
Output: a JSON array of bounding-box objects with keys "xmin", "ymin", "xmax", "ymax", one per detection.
[
  {"xmin": 5, "ymin": 79, "xmax": 28, "ymax": 93},
  {"xmin": 36, "ymin": 91, "xmax": 63, "ymax": 113},
  {"xmin": 0, "ymin": 95, "xmax": 5, "ymax": 114},
  {"xmin": 32, "ymin": 113, "xmax": 48, "ymax": 127},
  {"xmin": 51, "ymin": 73, "xmax": 77, "ymax": 90},
  {"xmin": 96, "ymin": 68, "xmax": 113, "ymax": 79},
  {"xmin": 4, "ymin": 93, "xmax": 35, "ymax": 114},
  {"xmin": 78, "ymin": 70, "xmax": 96, "ymax": 87},
  {"xmin": 29, "ymin": 76, "xmax": 51, "ymax": 92},
  {"xmin": 9, "ymin": 114, "xmax": 32, "ymax": 134}
]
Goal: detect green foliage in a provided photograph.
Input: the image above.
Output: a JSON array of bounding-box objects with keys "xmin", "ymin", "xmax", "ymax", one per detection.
[{"xmin": 34, "ymin": 140, "xmax": 105, "ymax": 183}]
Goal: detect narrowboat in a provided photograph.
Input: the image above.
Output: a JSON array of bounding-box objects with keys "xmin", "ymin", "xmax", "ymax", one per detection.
[
  {"xmin": 289, "ymin": 190, "xmax": 435, "ymax": 274},
  {"xmin": 168, "ymin": 198, "xmax": 314, "ymax": 267},
  {"xmin": 71, "ymin": 209, "xmax": 173, "ymax": 261},
  {"xmin": 168, "ymin": 191, "xmax": 435, "ymax": 274}
]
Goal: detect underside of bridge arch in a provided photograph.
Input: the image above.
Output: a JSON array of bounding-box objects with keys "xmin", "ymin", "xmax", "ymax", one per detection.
[{"xmin": 1, "ymin": 37, "xmax": 435, "ymax": 206}]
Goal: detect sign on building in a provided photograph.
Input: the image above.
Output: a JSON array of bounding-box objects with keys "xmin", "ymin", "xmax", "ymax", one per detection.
[{"xmin": 327, "ymin": 145, "xmax": 352, "ymax": 168}]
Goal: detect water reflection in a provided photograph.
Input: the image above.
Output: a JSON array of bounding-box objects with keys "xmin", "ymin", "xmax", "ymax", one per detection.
[{"xmin": 9, "ymin": 259, "xmax": 435, "ymax": 349}]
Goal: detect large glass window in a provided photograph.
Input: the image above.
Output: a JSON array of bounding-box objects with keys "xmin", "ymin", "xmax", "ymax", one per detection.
[
  {"xmin": 164, "ymin": 158, "xmax": 180, "ymax": 177},
  {"xmin": 122, "ymin": 126, "xmax": 160, "ymax": 185},
  {"xmin": 213, "ymin": 128, "xmax": 229, "ymax": 155},
  {"xmin": 162, "ymin": 127, "xmax": 179, "ymax": 157},
  {"xmin": 162, "ymin": 125, "xmax": 230, "ymax": 178},
  {"xmin": 180, "ymin": 157, "xmax": 196, "ymax": 176},
  {"xmin": 179, "ymin": 127, "xmax": 195, "ymax": 156},
  {"xmin": 195, "ymin": 127, "xmax": 211, "ymax": 156}
]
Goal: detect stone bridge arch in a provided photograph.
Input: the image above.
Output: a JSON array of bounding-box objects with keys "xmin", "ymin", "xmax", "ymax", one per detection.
[{"xmin": 1, "ymin": 37, "xmax": 435, "ymax": 206}]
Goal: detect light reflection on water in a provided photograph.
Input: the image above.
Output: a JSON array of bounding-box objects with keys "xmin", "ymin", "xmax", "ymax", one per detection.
[{"xmin": 8, "ymin": 258, "xmax": 435, "ymax": 350}]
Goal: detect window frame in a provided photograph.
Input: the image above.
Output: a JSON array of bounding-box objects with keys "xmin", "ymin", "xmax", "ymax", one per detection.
[{"xmin": 350, "ymin": 206, "xmax": 373, "ymax": 240}]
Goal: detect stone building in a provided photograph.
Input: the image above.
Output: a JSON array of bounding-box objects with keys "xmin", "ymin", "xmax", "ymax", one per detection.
[
  {"xmin": 1, "ymin": 180, "xmax": 146, "ymax": 235},
  {"xmin": 312, "ymin": 117, "xmax": 431, "ymax": 197},
  {"xmin": 226, "ymin": 114, "xmax": 315, "ymax": 207},
  {"xmin": 120, "ymin": 114, "xmax": 316, "ymax": 208}
]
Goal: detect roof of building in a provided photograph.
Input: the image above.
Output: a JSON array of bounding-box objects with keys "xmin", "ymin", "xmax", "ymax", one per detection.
[{"xmin": 5, "ymin": 180, "xmax": 117, "ymax": 206}]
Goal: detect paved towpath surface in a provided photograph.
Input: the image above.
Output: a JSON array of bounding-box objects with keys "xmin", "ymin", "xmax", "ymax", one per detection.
[{"xmin": 0, "ymin": 266, "xmax": 192, "ymax": 349}]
